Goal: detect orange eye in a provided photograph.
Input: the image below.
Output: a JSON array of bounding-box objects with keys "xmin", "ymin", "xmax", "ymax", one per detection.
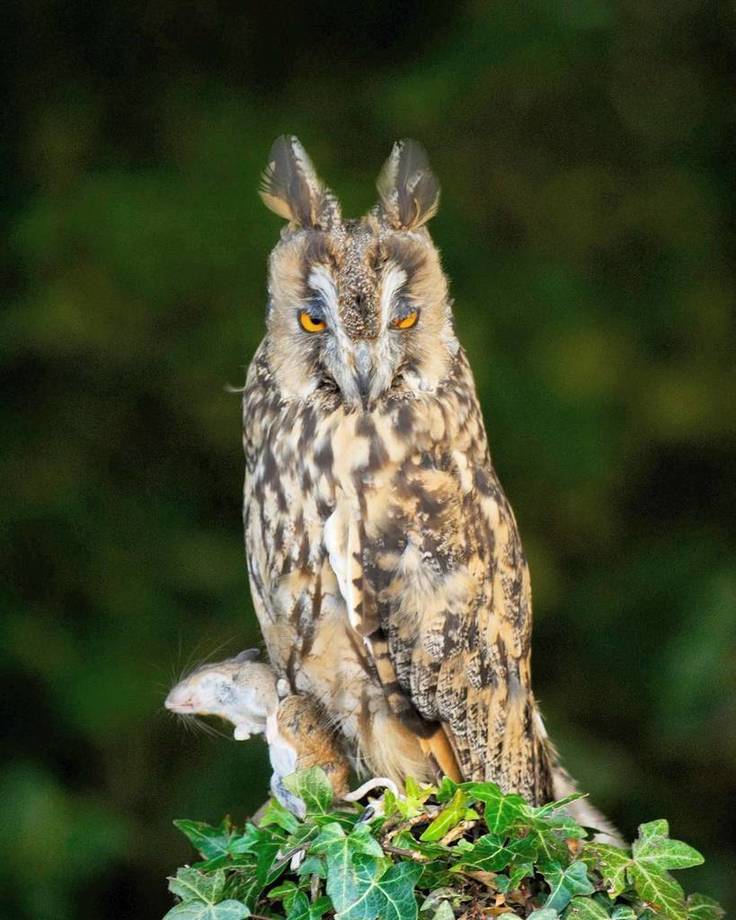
[
  {"xmin": 299, "ymin": 310, "xmax": 327, "ymax": 333},
  {"xmin": 392, "ymin": 309, "xmax": 419, "ymax": 330}
]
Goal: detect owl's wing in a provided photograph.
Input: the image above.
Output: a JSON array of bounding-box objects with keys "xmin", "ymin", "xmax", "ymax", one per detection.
[{"xmin": 350, "ymin": 379, "xmax": 553, "ymax": 800}]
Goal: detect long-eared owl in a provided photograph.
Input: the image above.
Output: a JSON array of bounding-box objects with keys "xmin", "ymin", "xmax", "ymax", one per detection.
[{"xmin": 242, "ymin": 136, "xmax": 555, "ymax": 804}]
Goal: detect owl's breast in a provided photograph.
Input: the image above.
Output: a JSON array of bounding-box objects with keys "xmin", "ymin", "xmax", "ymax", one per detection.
[{"xmin": 243, "ymin": 348, "xmax": 497, "ymax": 671}]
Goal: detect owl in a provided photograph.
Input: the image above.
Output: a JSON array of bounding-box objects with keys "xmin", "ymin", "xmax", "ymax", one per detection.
[{"xmin": 242, "ymin": 135, "xmax": 555, "ymax": 805}]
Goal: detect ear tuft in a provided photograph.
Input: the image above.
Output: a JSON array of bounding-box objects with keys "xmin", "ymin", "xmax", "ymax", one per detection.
[
  {"xmin": 259, "ymin": 135, "xmax": 340, "ymax": 228},
  {"xmin": 376, "ymin": 139, "xmax": 440, "ymax": 230}
]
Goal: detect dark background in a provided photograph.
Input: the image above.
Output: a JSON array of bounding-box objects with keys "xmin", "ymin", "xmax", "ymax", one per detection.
[{"xmin": 2, "ymin": 2, "xmax": 735, "ymax": 917}]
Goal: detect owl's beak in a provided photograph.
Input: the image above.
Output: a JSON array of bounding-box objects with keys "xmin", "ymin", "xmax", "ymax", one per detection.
[
  {"xmin": 353, "ymin": 343, "xmax": 374, "ymax": 409},
  {"xmin": 355, "ymin": 368, "xmax": 372, "ymax": 406}
]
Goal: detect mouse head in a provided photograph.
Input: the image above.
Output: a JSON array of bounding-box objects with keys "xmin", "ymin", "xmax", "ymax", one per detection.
[{"xmin": 165, "ymin": 650, "xmax": 277, "ymax": 739}]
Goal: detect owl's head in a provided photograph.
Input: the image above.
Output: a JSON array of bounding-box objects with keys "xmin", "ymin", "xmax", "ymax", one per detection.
[{"xmin": 260, "ymin": 136, "xmax": 458, "ymax": 410}]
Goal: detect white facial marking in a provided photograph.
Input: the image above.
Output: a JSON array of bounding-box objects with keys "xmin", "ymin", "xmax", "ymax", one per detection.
[
  {"xmin": 379, "ymin": 264, "xmax": 407, "ymax": 329},
  {"xmin": 308, "ymin": 265, "xmax": 339, "ymax": 323}
]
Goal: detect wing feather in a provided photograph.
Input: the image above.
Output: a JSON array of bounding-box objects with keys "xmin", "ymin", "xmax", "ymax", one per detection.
[{"xmin": 356, "ymin": 353, "xmax": 554, "ymax": 802}]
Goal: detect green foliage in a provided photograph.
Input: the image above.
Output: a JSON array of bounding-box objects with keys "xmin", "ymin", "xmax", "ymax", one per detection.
[
  {"xmin": 284, "ymin": 768, "xmax": 335, "ymax": 817},
  {"xmin": 165, "ymin": 771, "xmax": 723, "ymax": 920},
  {"xmin": 167, "ymin": 868, "xmax": 250, "ymax": 919}
]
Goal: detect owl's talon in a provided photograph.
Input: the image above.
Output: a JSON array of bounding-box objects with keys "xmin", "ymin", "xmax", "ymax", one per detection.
[
  {"xmin": 343, "ymin": 777, "xmax": 400, "ymax": 803},
  {"xmin": 344, "ymin": 777, "xmax": 400, "ymax": 803},
  {"xmin": 344, "ymin": 777, "xmax": 402, "ymax": 822},
  {"xmin": 357, "ymin": 804, "xmax": 376, "ymax": 823}
]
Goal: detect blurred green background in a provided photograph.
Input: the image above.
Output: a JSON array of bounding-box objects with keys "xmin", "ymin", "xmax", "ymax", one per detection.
[{"xmin": 2, "ymin": 2, "xmax": 734, "ymax": 917}]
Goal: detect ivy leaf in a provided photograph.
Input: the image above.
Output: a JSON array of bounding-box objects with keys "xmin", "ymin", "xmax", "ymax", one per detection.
[
  {"xmin": 405, "ymin": 777, "xmax": 434, "ymax": 801},
  {"xmin": 543, "ymin": 861, "xmax": 595, "ymax": 912},
  {"xmin": 416, "ymin": 859, "xmax": 455, "ymax": 891},
  {"xmin": 420, "ymin": 887, "xmax": 471, "ymax": 914},
  {"xmin": 283, "ymin": 768, "xmax": 334, "ymax": 816},
  {"xmin": 495, "ymin": 864, "xmax": 535, "ymax": 893},
  {"xmin": 333, "ymin": 854, "xmax": 422, "ymax": 920},
  {"xmin": 632, "ymin": 826, "xmax": 704, "ymax": 872},
  {"xmin": 435, "ymin": 777, "xmax": 459, "ymax": 804},
  {"xmin": 312, "ymin": 821, "xmax": 383, "ymax": 862},
  {"xmin": 258, "ymin": 797, "xmax": 301, "ymax": 835},
  {"xmin": 314, "ymin": 821, "xmax": 384, "ymax": 910},
  {"xmin": 639, "ymin": 820, "xmax": 670, "ymax": 840},
  {"xmin": 453, "ymin": 833, "xmax": 514, "ymax": 872},
  {"xmin": 382, "ymin": 789, "xmax": 399, "ymax": 818},
  {"xmin": 531, "ymin": 823, "xmax": 571, "ymax": 866},
  {"xmin": 628, "ymin": 862, "xmax": 686, "ymax": 920},
  {"xmin": 286, "ymin": 823, "xmax": 320, "ymax": 853},
  {"xmin": 169, "ymin": 868, "xmax": 226, "ymax": 904},
  {"xmin": 285, "ymin": 891, "xmax": 332, "ymax": 920},
  {"xmin": 224, "ymin": 864, "xmax": 267, "ymax": 910},
  {"xmin": 163, "ymin": 901, "xmax": 250, "ymax": 920},
  {"xmin": 228, "ymin": 824, "xmax": 283, "ymax": 887},
  {"xmin": 541, "ymin": 814, "xmax": 588, "ymax": 840},
  {"xmin": 420, "ymin": 790, "xmax": 468, "ymax": 842},
  {"xmin": 297, "ymin": 855, "xmax": 327, "ymax": 878},
  {"xmin": 536, "ymin": 792, "xmax": 589, "ymax": 817},
  {"xmin": 193, "ymin": 853, "xmax": 254, "ymax": 872},
  {"xmin": 461, "ymin": 781, "xmax": 526, "ymax": 834},
  {"xmin": 686, "ymin": 894, "xmax": 726, "ymax": 920},
  {"xmin": 507, "ymin": 833, "xmax": 540, "ymax": 862},
  {"xmin": 230, "ymin": 822, "xmax": 281, "ymax": 855},
  {"xmin": 564, "ymin": 896, "xmax": 610, "ymax": 919},
  {"xmin": 625, "ymin": 821, "xmax": 702, "ymax": 920},
  {"xmin": 308, "ymin": 896, "xmax": 333, "ymax": 919},
  {"xmin": 392, "ymin": 830, "xmax": 448, "ymax": 860},
  {"xmin": 165, "ymin": 867, "xmax": 250, "ymax": 919},
  {"xmin": 268, "ymin": 880, "xmax": 300, "ymax": 902},
  {"xmin": 611, "ymin": 907, "xmax": 637, "ymax": 920},
  {"xmin": 398, "ymin": 778, "xmax": 434, "ymax": 818},
  {"xmin": 428, "ymin": 903, "xmax": 455, "ymax": 920},
  {"xmin": 174, "ymin": 819, "xmax": 235, "ymax": 860},
  {"xmin": 507, "ymin": 798, "xmax": 580, "ymax": 864},
  {"xmin": 313, "ymin": 809, "xmax": 361, "ymax": 831},
  {"xmin": 528, "ymin": 910, "xmax": 560, "ymax": 919},
  {"xmin": 509, "ymin": 861, "xmax": 536, "ymax": 888},
  {"xmin": 490, "ymin": 833, "xmax": 538, "ymax": 889},
  {"xmin": 581, "ymin": 842, "xmax": 632, "ymax": 898}
]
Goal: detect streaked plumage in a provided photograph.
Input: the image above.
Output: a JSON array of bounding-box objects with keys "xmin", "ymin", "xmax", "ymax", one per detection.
[{"xmin": 243, "ymin": 136, "xmax": 554, "ymax": 804}]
